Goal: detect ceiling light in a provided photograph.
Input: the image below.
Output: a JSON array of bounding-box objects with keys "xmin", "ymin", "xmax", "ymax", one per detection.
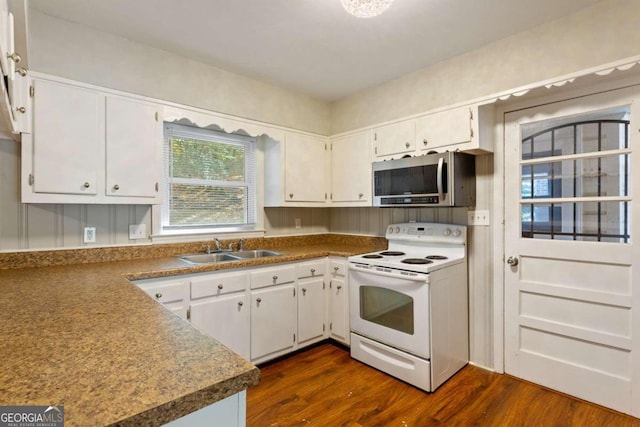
[{"xmin": 341, "ymin": 0, "xmax": 394, "ymax": 18}]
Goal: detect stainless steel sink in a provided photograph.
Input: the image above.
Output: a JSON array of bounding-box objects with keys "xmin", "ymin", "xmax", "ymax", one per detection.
[
  {"xmin": 228, "ymin": 250, "xmax": 282, "ymax": 259},
  {"xmin": 177, "ymin": 249, "xmax": 282, "ymax": 264},
  {"xmin": 178, "ymin": 252, "xmax": 241, "ymax": 264}
]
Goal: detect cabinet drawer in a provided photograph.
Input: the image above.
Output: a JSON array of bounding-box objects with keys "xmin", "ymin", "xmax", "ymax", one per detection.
[
  {"xmin": 139, "ymin": 280, "xmax": 188, "ymax": 305},
  {"xmin": 191, "ymin": 271, "xmax": 249, "ymax": 299},
  {"xmin": 329, "ymin": 260, "xmax": 347, "ymax": 276},
  {"xmin": 251, "ymin": 265, "xmax": 296, "ymax": 290},
  {"xmin": 297, "ymin": 260, "xmax": 326, "ymax": 279}
]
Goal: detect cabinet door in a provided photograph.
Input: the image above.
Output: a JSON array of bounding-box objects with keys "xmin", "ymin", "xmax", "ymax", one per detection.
[
  {"xmin": 32, "ymin": 79, "xmax": 101, "ymax": 195},
  {"xmin": 372, "ymin": 120, "xmax": 415, "ymax": 158},
  {"xmin": 329, "ymin": 276, "xmax": 349, "ymax": 345},
  {"xmin": 297, "ymin": 277, "xmax": 325, "ymax": 346},
  {"xmin": 136, "ymin": 278, "xmax": 190, "ymax": 320},
  {"xmin": 190, "ymin": 293, "xmax": 250, "ymax": 360},
  {"xmin": 331, "ymin": 131, "xmax": 372, "ymax": 204},
  {"xmin": 416, "ymin": 106, "xmax": 472, "ymax": 152},
  {"xmin": 284, "ymin": 132, "xmax": 327, "ymax": 203},
  {"xmin": 250, "ymin": 285, "xmax": 296, "ymax": 362},
  {"xmin": 105, "ymin": 96, "xmax": 160, "ymax": 199}
]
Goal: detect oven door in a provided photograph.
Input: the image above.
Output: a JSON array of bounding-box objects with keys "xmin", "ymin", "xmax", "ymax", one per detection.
[{"xmin": 349, "ymin": 265, "xmax": 430, "ymax": 358}]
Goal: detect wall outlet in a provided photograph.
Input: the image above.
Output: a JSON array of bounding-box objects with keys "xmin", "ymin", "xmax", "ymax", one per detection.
[
  {"xmin": 468, "ymin": 210, "xmax": 490, "ymax": 226},
  {"xmin": 129, "ymin": 224, "xmax": 147, "ymax": 240},
  {"xmin": 295, "ymin": 218, "xmax": 302, "ymax": 230},
  {"xmin": 83, "ymin": 226, "xmax": 97, "ymax": 243}
]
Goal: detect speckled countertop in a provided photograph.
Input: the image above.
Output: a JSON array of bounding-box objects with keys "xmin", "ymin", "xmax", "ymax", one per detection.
[{"xmin": 0, "ymin": 234, "xmax": 386, "ymax": 426}]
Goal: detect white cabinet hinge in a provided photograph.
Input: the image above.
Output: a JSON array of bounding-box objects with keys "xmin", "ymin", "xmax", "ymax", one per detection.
[
  {"xmin": 329, "ymin": 322, "xmax": 333, "ymax": 331},
  {"xmin": 325, "ymin": 193, "xmax": 327, "ymax": 200},
  {"xmin": 469, "ymin": 108, "xmax": 473, "ymax": 120},
  {"xmin": 470, "ymin": 128, "xmax": 474, "ymax": 138},
  {"xmin": 155, "ymin": 111, "xmax": 159, "ymax": 122},
  {"xmin": 329, "ymin": 281, "xmax": 332, "ymax": 288},
  {"xmin": 323, "ymin": 324, "xmax": 326, "ymax": 332},
  {"xmin": 155, "ymin": 182, "xmax": 159, "ymax": 192},
  {"xmin": 325, "ymin": 143, "xmax": 327, "ymax": 150},
  {"xmin": 187, "ymin": 307, "xmax": 191, "ymax": 321},
  {"xmin": 293, "ymin": 288, "xmax": 296, "ymax": 297},
  {"xmin": 323, "ymin": 282, "xmax": 326, "ymax": 290},
  {"xmin": 330, "ymin": 144, "xmax": 333, "ymax": 150},
  {"xmin": 374, "ymin": 132, "xmax": 377, "ymax": 141},
  {"xmin": 28, "ymin": 173, "xmax": 34, "ymax": 186},
  {"xmin": 29, "ymin": 86, "xmax": 34, "ymax": 97},
  {"xmin": 330, "ymin": 193, "xmax": 333, "ymax": 200},
  {"xmin": 374, "ymin": 146, "xmax": 378, "ymax": 155},
  {"xmin": 293, "ymin": 333, "xmax": 296, "ymax": 342}
]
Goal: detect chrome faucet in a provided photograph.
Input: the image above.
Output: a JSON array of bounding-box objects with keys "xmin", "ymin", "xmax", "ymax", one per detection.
[
  {"xmin": 203, "ymin": 244, "xmax": 211, "ymax": 254},
  {"xmin": 239, "ymin": 238, "xmax": 244, "ymax": 251},
  {"xmin": 213, "ymin": 238, "xmax": 222, "ymax": 251}
]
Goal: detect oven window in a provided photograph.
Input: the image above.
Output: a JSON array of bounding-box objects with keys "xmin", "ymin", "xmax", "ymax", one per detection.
[{"xmin": 359, "ymin": 286, "xmax": 414, "ymax": 334}]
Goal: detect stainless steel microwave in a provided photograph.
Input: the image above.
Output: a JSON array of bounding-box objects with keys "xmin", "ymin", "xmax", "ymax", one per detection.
[{"xmin": 372, "ymin": 152, "xmax": 476, "ymax": 207}]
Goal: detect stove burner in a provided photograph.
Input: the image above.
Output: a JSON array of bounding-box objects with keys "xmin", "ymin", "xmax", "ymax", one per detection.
[
  {"xmin": 362, "ymin": 254, "xmax": 384, "ymax": 259},
  {"xmin": 380, "ymin": 251, "xmax": 406, "ymax": 256},
  {"xmin": 426, "ymin": 255, "xmax": 448, "ymax": 260},
  {"xmin": 401, "ymin": 258, "xmax": 434, "ymax": 265}
]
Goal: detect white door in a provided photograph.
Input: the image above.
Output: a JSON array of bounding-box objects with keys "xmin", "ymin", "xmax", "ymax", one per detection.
[{"xmin": 504, "ymin": 87, "xmax": 640, "ymax": 416}]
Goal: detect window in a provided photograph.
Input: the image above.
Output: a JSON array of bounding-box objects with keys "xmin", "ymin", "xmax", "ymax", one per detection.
[
  {"xmin": 162, "ymin": 123, "xmax": 257, "ymax": 232},
  {"xmin": 520, "ymin": 109, "xmax": 631, "ymax": 242}
]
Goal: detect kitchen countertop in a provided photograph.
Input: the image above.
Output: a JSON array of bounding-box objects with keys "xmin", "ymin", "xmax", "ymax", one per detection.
[{"xmin": 0, "ymin": 237, "xmax": 384, "ymax": 426}]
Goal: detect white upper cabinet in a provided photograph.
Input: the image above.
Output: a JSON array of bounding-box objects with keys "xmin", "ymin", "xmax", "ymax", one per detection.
[
  {"xmin": 416, "ymin": 104, "xmax": 494, "ymax": 154},
  {"xmin": 264, "ymin": 130, "xmax": 329, "ymax": 206},
  {"xmin": 372, "ymin": 120, "xmax": 415, "ymax": 159},
  {"xmin": 30, "ymin": 79, "xmax": 101, "ymax": 196},
  {"xmin": 22, "ymin": 75, "xmax": 162, "ymax": 204},
  {"xmin": 105, "ymin": 96, "xmax": 161, "ymax": 199},
  {"xmin": 330, "ymin": 130, "xmax": 372, "ymax": 205},
  {"xmin": 0, "ymin": 0, "xmax": 28, "ymax": 136}
]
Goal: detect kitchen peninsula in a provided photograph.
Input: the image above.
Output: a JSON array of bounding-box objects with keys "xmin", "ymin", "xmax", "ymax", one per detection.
[{"xmin": 0, "ymin": 235, "xmax": 384, "ymax": 426}]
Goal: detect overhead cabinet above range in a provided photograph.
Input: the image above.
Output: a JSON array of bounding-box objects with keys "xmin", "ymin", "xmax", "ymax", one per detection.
[{"xmin": 21, "ymin": 75, "xmax": 162, "ymax": 204}]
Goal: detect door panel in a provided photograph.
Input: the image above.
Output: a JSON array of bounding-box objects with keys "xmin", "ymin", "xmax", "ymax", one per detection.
[{"xmin": 504, "ymin": 87, "xmax": 639, "ymax": 416}]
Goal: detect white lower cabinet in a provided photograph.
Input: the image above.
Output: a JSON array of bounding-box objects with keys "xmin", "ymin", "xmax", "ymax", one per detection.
[
  {"xmin": 296, "ymin": 259, "xmax": 327, "ymax": 348},
  {"xmin": 164, "ymin": 390, "xmax": 246, "ymax": 427},
  {"xmin": 250, "ymin": 283, "xmax": 297, "ymax": 363},
  {"xmin": 328, "ymin": 258, "xmax": 349, "ymax": 345},
  {"xmin": 134, "ymin": 257, "xmax": 348, "ymax": 367},
  {"xmin": 189, "ymin": 270, "xmax": 250, "ymax": 360},
  {"xmin": 134, "ymin": 276, "xmax": 190, "ymax": 320}
]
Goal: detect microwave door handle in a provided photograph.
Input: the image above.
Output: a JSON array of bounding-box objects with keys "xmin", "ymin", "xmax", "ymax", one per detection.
[{"xmin": 437, "ymin": 157, "xmax": 445, "ymax": 202}]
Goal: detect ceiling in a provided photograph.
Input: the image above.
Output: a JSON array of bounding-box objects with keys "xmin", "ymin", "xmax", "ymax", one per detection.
[{"xmin": 30, "ymin": 0, "xmax": 601, "ymax": 101}]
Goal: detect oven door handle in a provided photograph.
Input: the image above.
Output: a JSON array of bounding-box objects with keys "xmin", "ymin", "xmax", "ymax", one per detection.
[
  {"xmin": 437, "ymin": 157, "xmax": 445, "ymax": 202},
  {"xmin": 349, "ymin": 264, "xmax": 428, "ymax": 282}
]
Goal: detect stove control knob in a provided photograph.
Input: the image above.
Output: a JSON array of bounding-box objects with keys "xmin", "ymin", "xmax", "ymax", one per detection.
[
  {"xmin": 395, "ymin": 227, "xmax": 401, "ymax": 233},
  {"xmin": 453, "ymin": 228, "xmax": 462, "ymax": 237},
  {"xmin": 444, "ymin": 228, "xmax": 452, "ymax": 236},
  {"xmin": 388, "ymin": 226, "xmax": 394, "ymax": 234}
]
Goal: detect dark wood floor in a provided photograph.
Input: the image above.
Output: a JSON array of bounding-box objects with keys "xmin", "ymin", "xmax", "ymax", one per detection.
[{"xmin": 247, "ymin": 342, "xmax": 640, "ymax": 427}]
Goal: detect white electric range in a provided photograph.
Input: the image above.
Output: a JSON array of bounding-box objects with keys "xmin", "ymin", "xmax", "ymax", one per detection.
[{"xmin": 348, "ymin": 222, "xmax": 469, "ymax": 392}]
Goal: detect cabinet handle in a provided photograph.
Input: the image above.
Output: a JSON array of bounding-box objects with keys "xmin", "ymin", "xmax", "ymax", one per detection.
[
  {"xmin": 272, "ymin": 275, "xmax": 278, "ymax": 282},
  {"xmin": 310, "ymin": 268, "xmax": 316, "ymax": 274},
  {"xmin": 15, "ymin": 106, "xmax": 25, "ymax": 113},
  {"xmin": 337, "ymin": 285, "xmax": 342, "ymax": 290},
  {"xmin": 302, "ymin": 288, "xmax": 307, "ymax": 295},
  {"xmin": 113, "ymin": 184, "xmax": 120, "ymax": 191},
  {"xmin": 218, "ymin": 284, "xmax": 224, "ymax": 290},
  {"xmin": 256, "ymin": 298, "xmax": 262, "ymax": 305},
  {"xmin": 405, "ymin": 142, "xmax": 410, "ymax": 148},
  {"xmin": 423, "ymin": 139, "xmax": 428, "ymax": 146},
  {"xmin": 289, "ymin": 193, "xmax": 294, "ymax": 199},
  {"xmin": 334, "ymin": 266, "xmax": 339, "ymax": 271},
  {"xmin": 83, "ymin": 182, "xmax": 90, "ymax": 188},
  {"xmin": 7, "ymin": 52, "xmax": 21, "ymax": 64},
  {"xmin": 238, "ymin": 301, "xmax": 244, "ymax": 307},
  {"xmin": 358, "ymin": 193, "xmax": 363, "ymax": 199},
  {"xmin": 17, "ymin": 67, "xmax": 27, "ymax": 77},
  {"xmin": 155, "ymin": 292, "xmax": 162, "ymax": 299}
]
